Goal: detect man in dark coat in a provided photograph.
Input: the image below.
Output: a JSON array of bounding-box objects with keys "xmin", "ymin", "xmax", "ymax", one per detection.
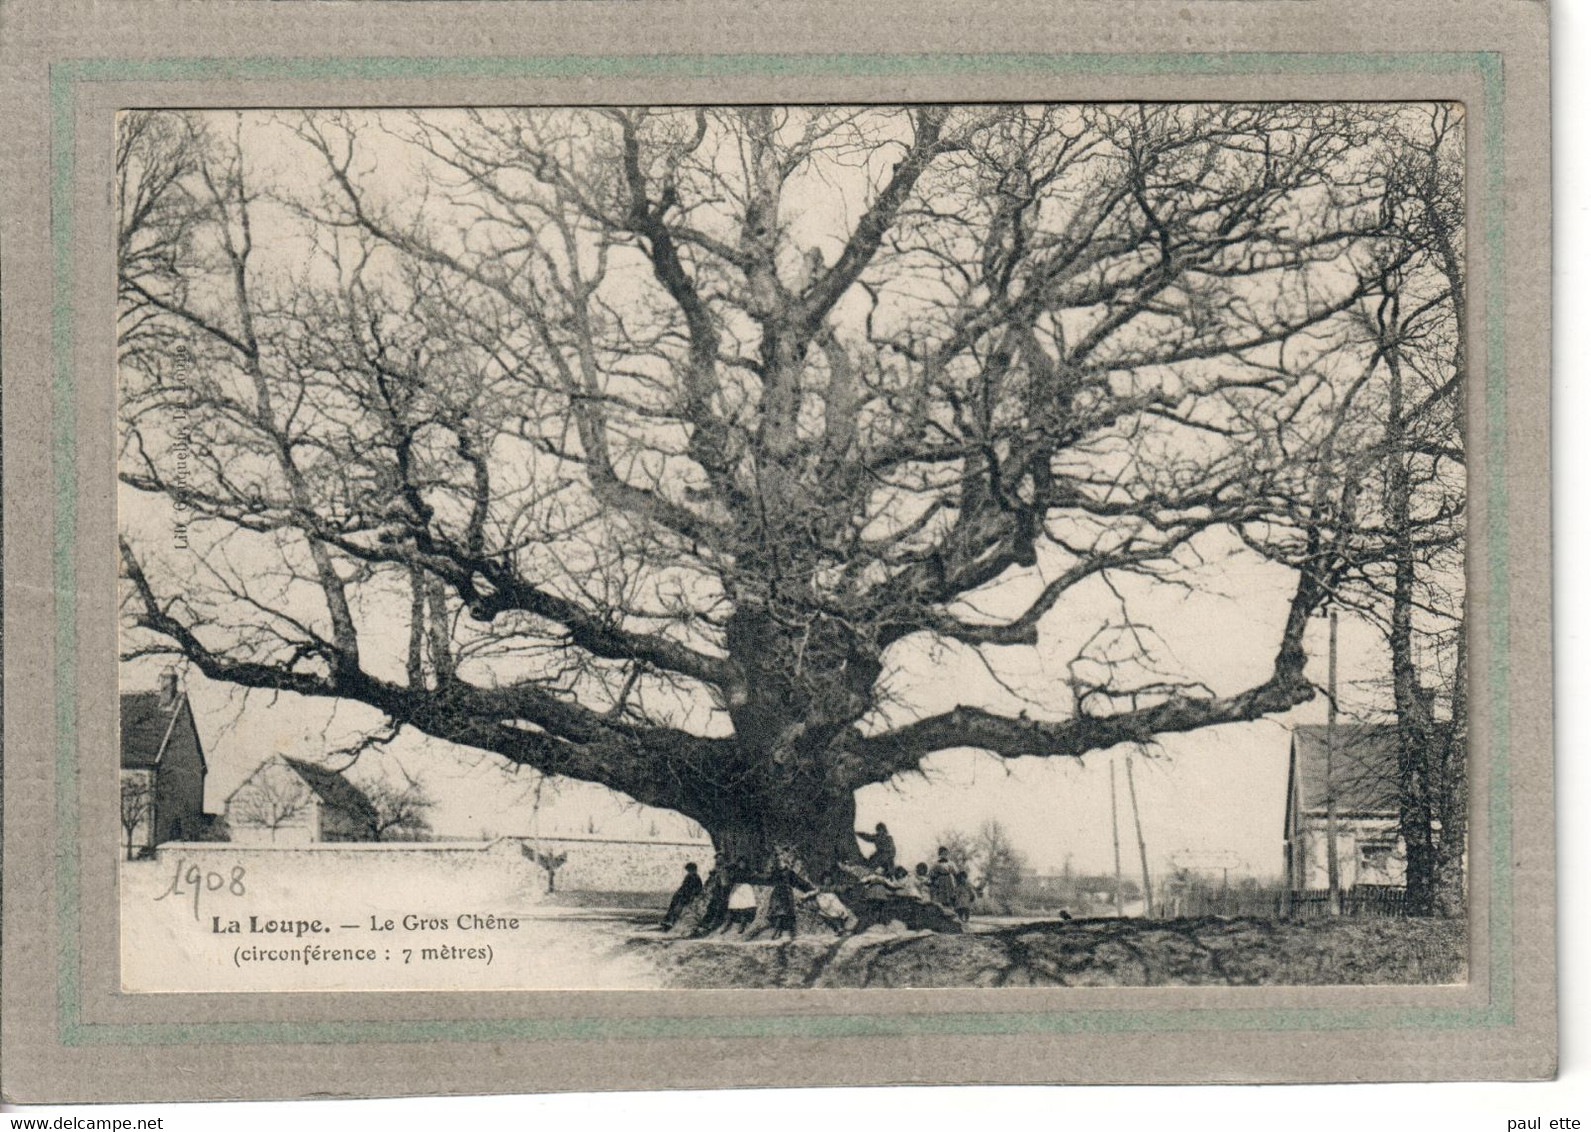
[
  {"xmin": 691, "ymin": 863, "xmax": 732, "ymax": 936},
  {"xmin": 855, "ymin": 822, "xmax": 896, "ymax": 874},
  {"xmin": 660, "ymin": 862, "xmax": 703, "ymax": 930}
]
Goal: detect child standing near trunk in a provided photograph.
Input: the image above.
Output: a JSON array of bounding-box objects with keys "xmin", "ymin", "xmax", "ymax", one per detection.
[{"xmin": 760, "ymin": 848, "xmax": 814, "ymax": 941}]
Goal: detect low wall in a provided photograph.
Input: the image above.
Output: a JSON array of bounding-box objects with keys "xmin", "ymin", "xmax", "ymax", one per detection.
[
  {"xmin": 149, "ymin": 835, "xmax": 716, "ymax": 898},
  {"xmin": 511, "ymin": 835, "xmax": 714, "ymax": 894}
]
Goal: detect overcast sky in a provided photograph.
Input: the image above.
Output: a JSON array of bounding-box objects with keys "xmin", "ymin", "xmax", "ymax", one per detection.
[{"xmin": 128, "ymin": 562, "xmax": 1388, "ymax": 880}]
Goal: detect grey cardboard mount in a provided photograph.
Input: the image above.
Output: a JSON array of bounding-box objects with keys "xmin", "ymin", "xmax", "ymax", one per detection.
[{"xmin": 0, "ymin": 0, "xmax": 1552, "ymax": 1102}]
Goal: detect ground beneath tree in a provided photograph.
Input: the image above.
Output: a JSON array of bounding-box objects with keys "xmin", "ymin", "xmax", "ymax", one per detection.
[{"xmin": 623, "ymin": 915, "xmax": 1466, "ymax": 988}]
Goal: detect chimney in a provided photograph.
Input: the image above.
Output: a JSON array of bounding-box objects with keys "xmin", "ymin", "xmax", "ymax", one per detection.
[{"xmin": 158, "ymin": 668, "xmax": 180, "ymax": 709}]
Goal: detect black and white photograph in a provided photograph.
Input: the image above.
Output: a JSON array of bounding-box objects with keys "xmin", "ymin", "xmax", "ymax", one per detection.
[{"xmin": 114, "ymin": 102, "xmax": 1470, "ymax": 993}]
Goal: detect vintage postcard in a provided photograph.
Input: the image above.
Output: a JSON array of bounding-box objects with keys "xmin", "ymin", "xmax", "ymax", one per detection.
[
  {"xmin": 0, "ymin": 0, "xmax": 1553, "ymax": 1102},
  {"xmin": 113, "ymin": 100, "xmax": 1474, "ymax": 995}
]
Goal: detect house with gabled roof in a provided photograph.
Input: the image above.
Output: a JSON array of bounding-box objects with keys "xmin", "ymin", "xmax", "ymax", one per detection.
[
  {"xmin": 120, "ymin": 670, "xmax": 208, "ymax": 856},
  {"xmin": 1283, "ymin": 724, "xmax": 1405, "ymax": 891},
  {"xmin": 224, "ymin": 754, "xmax": 378, "ymax": 844}
]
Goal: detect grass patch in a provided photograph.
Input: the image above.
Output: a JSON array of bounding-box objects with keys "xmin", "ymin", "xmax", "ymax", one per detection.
[
  {"xmin": 541, "ymin": 889, "xmax": 671, "ymax": 911},
  {"xmin": 627, "ymin": 915, "xmax": 1466, "ymax": 989}
]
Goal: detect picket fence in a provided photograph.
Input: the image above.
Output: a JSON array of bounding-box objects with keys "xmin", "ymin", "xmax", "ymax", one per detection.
[{"xmin": 1158, "ymin": 883, "xmax": 1410, "ymax": 920}]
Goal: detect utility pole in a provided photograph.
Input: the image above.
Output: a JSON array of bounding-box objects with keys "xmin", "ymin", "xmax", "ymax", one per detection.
[
  {"xmin": 1109, "ymin": 760, "xmax": 1125, "ymax": 918},
  {"xmin": 1124, "ymin": 755, "xmax": 1153, "ymax": 918},
  {"xmin": 1325, "ymin": 605, "xmax": 1342, "ymax": 917}
]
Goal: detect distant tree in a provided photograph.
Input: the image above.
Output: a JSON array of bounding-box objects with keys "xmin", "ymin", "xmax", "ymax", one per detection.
[
  {"xmin": 937, "ymin": 820, "xmax": 1028, "ymax": 912},
  {"xmin": 120, "ymin": 775, "xmax": 157, "ymax": 859},
  {"xmin": 363, "ymin": 765, "xmax": 437, "ymax": 841},
  {"xmin": 935, "ymin": 828, "xmax": 976, "ymax": 873},
  {"xmin": 975, "ymin": 820, "xmax": 1028, "ymax": 912}
]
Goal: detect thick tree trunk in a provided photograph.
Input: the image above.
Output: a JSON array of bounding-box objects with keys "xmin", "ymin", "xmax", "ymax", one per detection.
[
  {"xmin": 690, "ymin": 604, "xmax": 877, "ymax": 879},
  {"xmin": 1384, "ymin": 340, "xmax": 1439, "ymax": 918},
  {"xmin": 1430, "ymin": 637, "xmax": 1468, "ymax": 918},
  {"xmin": 1430, "ymin": 751, "xmax": 1467, "ymax": 916},
  {"xmin": 698, "ymin": 785, "xmax": 862, "ymax": 879},
  {"xmin": 1431, "ymin": 818, "xmax": 1466, "ymax": 917}
]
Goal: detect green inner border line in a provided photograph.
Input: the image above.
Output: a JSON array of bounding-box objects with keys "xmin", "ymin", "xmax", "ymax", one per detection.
[{"xmin": 51, "ymin": 50, "xmax": 1509, "ymax": 1047}]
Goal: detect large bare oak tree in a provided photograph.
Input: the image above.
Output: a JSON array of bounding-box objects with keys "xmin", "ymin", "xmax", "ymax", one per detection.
[{"xmin": 117, "ymin": 105, "xmax": 1449, "ymax": 873}]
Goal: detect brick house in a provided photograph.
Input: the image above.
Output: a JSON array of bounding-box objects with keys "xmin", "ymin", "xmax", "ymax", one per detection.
[
  {"xmin": 119, "ymin": 671, "xmax": 209, "ymax": 856},
  {"xmin": 1283, "ymin": 724, "xmax": 1405, "ymax": 891},
  {"xmin": 225, "ymin": 755, "xmax": 378, "ymax": 844}
]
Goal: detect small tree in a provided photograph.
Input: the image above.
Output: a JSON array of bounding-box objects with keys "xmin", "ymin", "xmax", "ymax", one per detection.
[
  {"xmin": 520, "ymin": 842, "xmax": 568, "ymax": 893},
  {"xmin": 537, "ymin": 850, "xmax": 568, "ymax": 892},
  {"xmin": 364, "ymin": 766, "xmax": 436, "ymax": 841},
  {"xmin": 229, "ymin": 760, "xmax": 315, "ymax": 841},
  {"xmin": 120, "ymin": 775, "xmax": 157, "ymax": 859},
  {"xmin": 975, "ymin": 820, "xmax": 1028, "ymax": 913}
]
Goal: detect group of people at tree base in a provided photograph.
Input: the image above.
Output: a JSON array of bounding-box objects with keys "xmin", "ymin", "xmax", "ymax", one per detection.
[
  {"xmin": 849, "ymin": 824, "xmax": 979, "ymax": 925},
  {"xmin": 659, "ymin": 848, "xmax": 831, "ymax": 941},
  {"xmin": 659, "ymin": 822, "xmax": 977, "ymax": 940}
]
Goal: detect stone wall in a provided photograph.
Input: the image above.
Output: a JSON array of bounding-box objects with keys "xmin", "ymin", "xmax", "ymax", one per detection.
[
  {"xmin": 228, "ymin": 816, "xmax": 317, "ymax": 846},
  {"xmin": 513, "ymin": 835, "xmax": 714, "ymax": 894},
  {"xmin": 150, "ymin": 835, "xmax": 716, "ymax": 901}
]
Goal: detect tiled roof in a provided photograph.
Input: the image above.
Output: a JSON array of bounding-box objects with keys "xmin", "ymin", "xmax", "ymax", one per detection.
[
  {"xmin": 120, "ymin": 691, "xmax": 179, "ymax": 769},
  {"xmin": 1290, "ymin": 724, "xmax": 1401, "ymax": 814},
  {"xmin": 281, "ymin": 756, "xmax": 378, "ymax": 825}
]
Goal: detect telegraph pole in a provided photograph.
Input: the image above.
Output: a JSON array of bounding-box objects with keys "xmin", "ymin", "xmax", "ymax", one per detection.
[
  {"xmin": 1325, "ymin": 605, "xmax": 1342, "ymax": 916},
  {"xmin": 1109, "ymin": 760, "xmax": 1125, "ymax": 918},
  {"xmin": 1125, "ymin": 755, "xmax": 1153, "ymax": 918}
]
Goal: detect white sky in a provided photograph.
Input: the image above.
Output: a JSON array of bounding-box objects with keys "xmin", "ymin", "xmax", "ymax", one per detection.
[{"xmin": 126, "ymin": 546, "xmax": 1388, "ymax": 880}]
